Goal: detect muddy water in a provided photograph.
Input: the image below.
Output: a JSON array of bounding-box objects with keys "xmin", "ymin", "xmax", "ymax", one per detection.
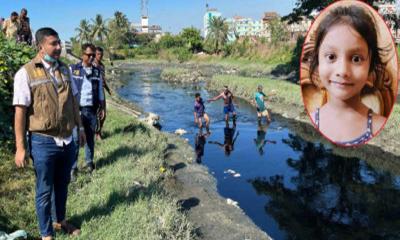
[{"xmin": 118, "ymin": 69, "xmax": 400, "ymax": 240}]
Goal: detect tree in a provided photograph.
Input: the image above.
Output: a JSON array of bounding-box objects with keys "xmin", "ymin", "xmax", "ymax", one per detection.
[
  {"xmin": 282, "ymin": 0, "xmax": 394, "ymax": 24},
  {"xmin": 75, "ymin": 19, "xmax": 92, "ymax": 44},
  {"xmin": 91, "ymin": 14, "xmax": 108, "ymax": 42},
  {"xmin": 205, "ymin": 16, "xmax": 229, "ymax": 54},
  {"xmin": 158, "ymin": 33, "xmax": 182, "ymax": 49},
  {"xmin": 268, "ymin": 18, "xmax": 290, "ymax": 45},
  {"xmin": 179, "ymin": 27, "xmax": 203, "ymax": 53},
  {"xmin": 107, "ymin": 11, "xmax": 132, "ymax": 48}
]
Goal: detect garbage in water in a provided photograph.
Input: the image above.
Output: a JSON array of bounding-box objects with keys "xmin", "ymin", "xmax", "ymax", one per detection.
[
  {"xmin": 224, "ymin": 169, "xmax": 241, "ymax": 177},
  {"xmin": 175, "ymin": 128, "xmax": 187, "ymax": 135},
  {"xmin": 226, "ymin": 198, "xmax": 239, "ymax": 208}
]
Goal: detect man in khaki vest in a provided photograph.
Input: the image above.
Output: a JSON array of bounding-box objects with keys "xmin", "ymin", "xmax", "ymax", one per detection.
[
  {"xmin": 2, "ymin": 12, "xmax": 20, "ymax": 40},
  {"xmin": 13, "ymin": 27, "xmax": 85, "ymax": 240}
]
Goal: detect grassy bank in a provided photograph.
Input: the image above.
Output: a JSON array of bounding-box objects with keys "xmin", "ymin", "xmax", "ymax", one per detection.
[
  {"xmin": 210, "ymin": 74, "xmax": 301, "ymax": 107},
  {"xmin": 0, "ymin": 105, "xmax": 194, "ymax": 239}
]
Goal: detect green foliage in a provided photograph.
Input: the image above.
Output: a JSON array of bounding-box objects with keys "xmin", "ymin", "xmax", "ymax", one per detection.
[
  {"xmin": 158, "ymin": 33, "xmax": 183, "ymax": 49},
  {"xmin": 134, "ymin": 33, "xmax": 153, "ymax": 46},
  {"xmin": 91, "ymin": 14, "xmax": 109, "ymax": 42},
  {"xmin": 0, "ymin": 35, "xmax": 36, "ymax": 148},
  {"xmin": 205, "ymin": 16, "xmax": 229, "ymax": 54},
  {"xmin": 107, "ymin": 11, "xmax": 133, "ymax": 49},
  {"xmin": 172, "ymin": 47, "xmax": 192, "ymax": 62},
  {"xmin": 269, "ymin": 18, "xmax": 290, "ymax": 45},
  {"xmin": 0, "ymin": 106, "xmax": 195, "ymax": 239},
  {"xmin": 179, "ymin": 27, "xmax": 203, "ymax": 53}
]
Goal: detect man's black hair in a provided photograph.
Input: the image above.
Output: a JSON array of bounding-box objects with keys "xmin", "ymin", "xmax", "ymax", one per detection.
[
  {"xmin": 195, "ymin": 93, "xmax": 201, "ymax": 98},
  {"xmin": 96, "ymin": 46, "xmax": 104, "ymax": 53},
  {"xmin": 11, "ymin": 12, "xmax": 18, "ymax": 17},
  {"xmin": 82, "ymin": 43, "xmax": 96, "ymax": 52},
  {"xmin": 35, "ymin": 27, "xmax": 59, "ymax": 45}
]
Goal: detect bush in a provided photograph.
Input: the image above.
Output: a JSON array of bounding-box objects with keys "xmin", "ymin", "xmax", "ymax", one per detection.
[
  {"xmin": 172, "ymin": 47, "xmax": 191, "ymax": 62},
  {"xmin": 0, "ymin": 35, "xmax": 36, "ymax": 149}
]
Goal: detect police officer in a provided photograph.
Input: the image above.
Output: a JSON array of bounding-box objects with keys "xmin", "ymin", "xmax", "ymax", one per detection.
[
  {"xmin": 70, "ymin": 43, "xmax": 105, "ymax": 177},
  {"xmin": 13, "ymin": 27, "xmax": 84, "ymax": 240}
]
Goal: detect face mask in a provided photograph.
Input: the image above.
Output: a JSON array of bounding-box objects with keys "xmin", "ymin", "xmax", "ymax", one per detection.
[{"xmin": 44, "ymin": 54, "xmax": 57, "ymax": 63}]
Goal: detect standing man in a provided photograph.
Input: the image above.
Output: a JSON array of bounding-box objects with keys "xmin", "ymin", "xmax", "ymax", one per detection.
[
  {"xmin": 93, "ymin": 46, "xmax": 111, "ymax": 140},
  {"xmin": 254, "ymin": 85, "xmax": 271, "ymax": 123},
  {"xmin": 208, "ymin": 85, "xmax": 237, "ymax": 124},
  {"xmin": 2, "ymin": 12, "xmax": 20, "ymax": 40},
  {"xmin": 70, "ymin": 43, "xmax": 105, "ymax": 175},
  {"xmin": 18, "ymin": 8, "xmax": 32, "ymax": 45},
  {"xmin": 13, "ymin": 27, "xmax": 84, "ymax": 240}
]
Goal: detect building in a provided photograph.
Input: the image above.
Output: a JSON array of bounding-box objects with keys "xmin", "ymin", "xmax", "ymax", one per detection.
[
  {"xmin": 141, "ymin": 16, "xmax": 149, "ymax": 33},
  {"xmin": 286, "ymin": 16, "xmax": 313, "ymax": 40},
  {"xmin": 226, "ymin": 15, "xmax": 264, "ymax": 41},
  {"xmin": 203, "ymin": 8, "xmax": 222, "ymax": 38}
]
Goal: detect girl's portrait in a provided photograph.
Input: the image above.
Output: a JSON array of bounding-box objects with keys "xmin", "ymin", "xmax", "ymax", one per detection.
[{"xmin": 300, "ymin": 0, "xmax": 398, "ymax": 146}]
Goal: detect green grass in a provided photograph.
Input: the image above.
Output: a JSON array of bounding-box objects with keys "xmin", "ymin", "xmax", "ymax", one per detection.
[
  {"xmin": 0, "ymin": 106, "xmax": 194, "ymax": 239},
  {"xmin": 210, "ymin": 74, "xmax": 301, "ymax": 106},
  {"xmin": 161, "ymin": 67, "xmax": 190, "ymax": 76}
]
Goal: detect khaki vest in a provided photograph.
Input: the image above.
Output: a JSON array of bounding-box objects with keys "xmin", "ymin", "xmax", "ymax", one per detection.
[{"xmin": 24, "ymin": 56, "xmax": 79, "ymax": 137}]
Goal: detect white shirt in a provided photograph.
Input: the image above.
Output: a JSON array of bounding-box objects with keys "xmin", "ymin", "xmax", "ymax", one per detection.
[{"xmin": 13, "ymin": 59, "xmax": 78, "ymax": 147}]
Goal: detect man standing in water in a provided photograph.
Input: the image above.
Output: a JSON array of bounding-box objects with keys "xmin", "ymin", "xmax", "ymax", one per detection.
[
  {"xmin": 194, "ymin": 93, "xmax": 210, "ymax": 134},
  {"xmin": 254, "ymin": 85, "xmax": 271, "ymax": 123},
  {"xmin": 208, "ymin": 86, "xmax": 237, "ymax": 124}
]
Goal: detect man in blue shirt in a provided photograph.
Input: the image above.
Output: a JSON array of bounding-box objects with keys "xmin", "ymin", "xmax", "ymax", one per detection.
[
  {"xmin": 254, "ymin": 85, "xmax": 271, "ymax": 123},
  {"xmin": 70, "ymin": 43, "xmax": 105, "ymax": 176}
]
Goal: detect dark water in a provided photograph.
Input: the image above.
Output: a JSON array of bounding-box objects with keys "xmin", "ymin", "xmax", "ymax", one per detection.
[{"xmin": 118, "ymin": 69, "xmax": 400, "ymax": 240}]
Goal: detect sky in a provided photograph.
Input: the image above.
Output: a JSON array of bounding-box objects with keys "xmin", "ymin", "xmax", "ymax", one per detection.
[{"xmin": 0, "ymin": 0, "xmax": 296, "ymax": 41}]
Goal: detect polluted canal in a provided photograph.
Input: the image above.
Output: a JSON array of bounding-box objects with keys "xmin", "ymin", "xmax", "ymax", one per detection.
[{"xmin": 117, "ymin": 68, "xmax": 400, "ymax": 240}]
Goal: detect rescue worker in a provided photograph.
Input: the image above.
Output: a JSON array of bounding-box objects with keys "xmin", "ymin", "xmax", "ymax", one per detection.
[{"xmin": 13, "ymin": 27, "xmax": 84, "ymax": 240}]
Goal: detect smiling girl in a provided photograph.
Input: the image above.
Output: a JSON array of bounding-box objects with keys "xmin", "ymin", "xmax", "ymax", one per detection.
[{"xmin": 307, "ymin": 4, "xmax": 394, "ymax": 146}]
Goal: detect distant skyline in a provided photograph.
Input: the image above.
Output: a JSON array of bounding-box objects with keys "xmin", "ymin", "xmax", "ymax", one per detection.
[{"xmin": 1, "ymin": 0, "xmax": 295, "ymax": 41}]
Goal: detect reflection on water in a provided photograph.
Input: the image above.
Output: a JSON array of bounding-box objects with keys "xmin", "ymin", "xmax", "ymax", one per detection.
[
  {"xmin": 251, "ymin": 133, "xmax": 400, "ymax": 239},
  {"xmin": 208, "ymin": 122, "xmax": 239, "ymax": 157},
  {"xmin": 254, "ymin": 122, "xmax": 277, "ymax": 156},
  {"xmin": 119, "ymin": 69, "xmax": 400, "ymax": 240}
]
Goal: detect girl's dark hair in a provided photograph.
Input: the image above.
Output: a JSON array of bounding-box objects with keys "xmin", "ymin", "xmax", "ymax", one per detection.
[{"xmin": 308, "ymin": 5, "xmax": 387, "ymax": 87}]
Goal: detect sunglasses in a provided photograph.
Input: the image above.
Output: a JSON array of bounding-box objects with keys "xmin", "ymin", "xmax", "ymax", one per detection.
[{"xmin": 84, "ymin": 53, "xmax": 95, "ymax": 58}]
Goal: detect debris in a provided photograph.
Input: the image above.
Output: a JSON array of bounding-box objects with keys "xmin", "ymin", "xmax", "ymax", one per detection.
[
  {"xmin": 175, "ymin": 128, "xmax": 187, "ymax": 135},
  {"xmin": 140, "ymin": 112, "xmax": 161, "ymax": 129},
  {"xmin": 226, "ymin": 198, "xmax": 239, "ymax": 208},
  {"xmin": 224, "ymin": 169, "xmax": 236, "ymax": 174},
  {"xmin": 159, "ymin": 167, "xmax": 167, "ymax": 173},
  {"xmin": 224, "ymin": 169, "xmax": 241, "ymax": 178},
  {"xmin": 0, "ymin": 230, "xmax": 27, "ymax": 240}
]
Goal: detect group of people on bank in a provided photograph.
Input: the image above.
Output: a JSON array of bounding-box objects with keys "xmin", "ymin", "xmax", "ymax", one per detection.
[
  {"xmin": 1, "ymin": 8, "xmax": 32, "ymax": 44},
  {"xmin": 13, "ymin": 27, "xmax": 110, "ymax": 239}
]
